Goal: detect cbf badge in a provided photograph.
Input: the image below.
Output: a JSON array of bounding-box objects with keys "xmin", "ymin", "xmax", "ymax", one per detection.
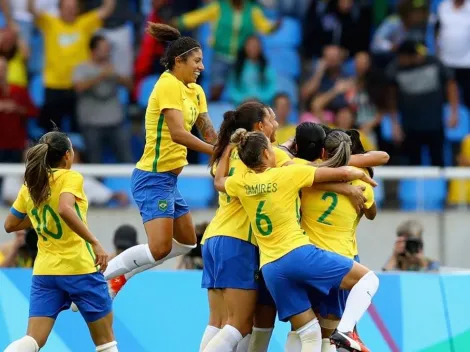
[{"xmin": 158, "ymin": 200, "xmax": 168, "ymax": 212}]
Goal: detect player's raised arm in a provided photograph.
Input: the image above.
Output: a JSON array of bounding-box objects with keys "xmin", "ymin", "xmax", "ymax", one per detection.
[{"xmin": 214, "ymin": 145, "xmax": 232, "ymax": 193}]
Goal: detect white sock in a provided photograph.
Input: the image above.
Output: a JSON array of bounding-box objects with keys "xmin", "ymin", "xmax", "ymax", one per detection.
[
  {"xmin": 337, "ymin": 271, "xmax": 379, "ymax": 333},
  {"xmin": 297, "ymin": 319, "xmax": 322, "ymax": 352},
  {"xmin": 104, "ymin": 244, "xmax": 155, "ymax": 280},
  {"xmin": 123, "ymin": 239, "xmax": 196, "ymax": 281},
  {"xmin": 200, "ymin": 325, "xmax": 221, "ymax": 352},
  {"xmin": 204, "ymin": 325, "xmax": 243, "ymax": 352},
  {"xmin": 284, "ymin": 331, "xmax": 301, "ymax": 352},
  {"xmin": 321, "ymin": 338, "xmax": 336, "ymax": 352},
  {"xmin": 96, "ymin": 341, "xmax": 118, "ymax": 351},
  {"xmin": 236, "ymin": 334, "xmax": 251, "ymax": 352},
  {"xmin": 248, "ymin": 327, "xmax": 273, "ymax": 352},
  {"xmin": 4, "ymin": 336, "xmax": 39, "ymax": 352}
]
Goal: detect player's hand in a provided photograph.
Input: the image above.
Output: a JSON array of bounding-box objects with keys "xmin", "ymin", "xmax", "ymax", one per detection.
[
  {"xmin": 393, "ymin": 236, "xmax": 406, "ymax": 256},
  {"xmin": 360, "ymin": 172, "xmax": 378, "ymax": 188},
  {"xmin": 92, "ymin": 241, "xmax": 109, "ymax": 273},
  {"xmin": 347, "ymin": 185, "xmax": 366, "ymax": 214}
]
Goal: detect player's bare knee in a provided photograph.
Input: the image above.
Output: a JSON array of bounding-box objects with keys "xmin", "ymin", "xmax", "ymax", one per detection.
[{"xmin": 148, "ymin": 240, "xmax": 172, "ymax": 260}]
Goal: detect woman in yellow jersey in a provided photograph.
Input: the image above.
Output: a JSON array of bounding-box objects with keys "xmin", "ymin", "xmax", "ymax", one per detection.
[
  {"xmin": 200, "ymin": 101, "xmax": 289, "ymax": 351},
  {"xmin": 102, "ymin": 24, "xmax": 217, "ymax": 296},
  {"xmin": 286, "ymin": 128, "xmax": 379, "ymax": 352},
  {"xmin": 214, "ymin": 129, "xmax": 380, "ymax": 352},
  {"xmin": 3, "ymin": 131, "xmax": 118, "ymax": 352}
]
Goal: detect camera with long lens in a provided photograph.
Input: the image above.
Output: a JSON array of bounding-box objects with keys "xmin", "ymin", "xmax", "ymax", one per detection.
[{"xmin": 405, "ymin": 236, "xmax": 423, "ymax": 255}]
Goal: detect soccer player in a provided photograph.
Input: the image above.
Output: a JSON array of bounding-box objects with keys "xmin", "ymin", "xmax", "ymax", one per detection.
[
  {"xmin": 214, "ymin": 129, "xmax": 379, "ymax": 352},
  {"xmin": 3, "ymin": 131, "xmax": 117, "ymax": 352},
  {"xmin": 103, "ymin": 23, "xmax": 217, "ymax": 295}
]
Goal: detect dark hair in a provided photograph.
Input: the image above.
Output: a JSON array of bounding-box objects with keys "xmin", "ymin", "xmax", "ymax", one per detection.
[
  {"xmin": 294, "ymin": 122, "xmax": 326, "ymax": 162},
  {"xmin": 89, "ymin": 34, "xmax": 106, "ymax": 51},
  {"xmin": 234, "ymin": 35, "xmax": 268, "ymax": 87},
  {"xmin": 319, "ymin": 130, "xmax": 352, "ymax": 168},
  {"xmin": 346, "ymin": 129, "xmax": 374, "ymax": 177},
  {"xmin": 231, "ymin": 129, "xmax": 270, "ymax": 170},
  {"xmin": 147, "ymin": 23, "xmax": 201, "ymax": 70},
  {"xmin": 24, "ymin": 131, "xmax": 71, "ymax": 206},
  {"xmin": 210, "ymin": 101, "xmax": 268, "ymax": 167}
]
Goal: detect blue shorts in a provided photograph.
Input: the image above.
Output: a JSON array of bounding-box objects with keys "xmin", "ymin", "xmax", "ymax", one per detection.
[
  {"xmin": 29, "ymin": 272, "xmax": 112, "ymax": 323},
  {"xmin": 309, "ymin": 255, "xmax": 361, "ymax": 319},
  {"xmin": 257, "ymin": 271, "xmax": 276, "ymax": 307},
  {"xmin": 202, "ymin": 236, "xmax": 259, "ymax": 290},
  {"xmin": 261, "ymin": 245, "xmax": 353, "ymax": 322},
  {"xmin": 131, "ymin": 168, "xmax": 190, "ymax": 223}
]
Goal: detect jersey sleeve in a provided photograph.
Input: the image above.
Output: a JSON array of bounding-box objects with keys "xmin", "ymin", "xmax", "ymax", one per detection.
[
  {"xmin": 78, "ymin": 10, "xmax": 103, "ymax": 34},
  {"xmin": 225, "ymin": 174, "xmax": 241, "ymax": 199},
  {"xmin": 35, "ymin": 12, "xmax": 54, "ymax": 32},
  {"xmin": 196, "ymin": 85, "xmax": 208, "ymax": 114},
  {"xmin": 252, "ymin": 7, "xmax": 275, "ymax": 34},
  {"xmin": 11, "ymin": 185, "xmax": 28, "ymax": 220},
  {"xmin": 363, "ymin": 183, "xmax": 375, "ymax": 209},
  {"xmin": 288, "ymin": 164, "xmax": 317, "ymax": 189},
  {"xmin": 157, "ymin": 78, "xmax": 183, "ymax": 111},
  {"xmin": 179, "ymin": 2, "xmax": 220, "ymax": 29},
  {"xmin": 60, "ymin": 172, "xmax": 86, "ymax": 201},
  {"xmin": 274, "ymin": 147, "xmax": 292, "ymax": 167}
]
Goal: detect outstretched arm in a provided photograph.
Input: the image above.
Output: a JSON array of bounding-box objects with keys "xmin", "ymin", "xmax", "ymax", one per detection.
[
  {"xmin": 214, "ymin": 146, "xmax": 231, "ymax": 193},
  {"xmin": 196, "ymin": 112, "xmax": 217, "ymax": 145}
]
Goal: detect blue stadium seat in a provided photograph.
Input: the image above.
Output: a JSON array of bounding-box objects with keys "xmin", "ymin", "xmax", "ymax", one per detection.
[
  {"xmin": 266, "ymin": 47, "xmax": 300, "ymax": 78},
  {"xmin": 380, "ymin": 114, "xmax": 403, "ymax": 142},
  {"xmin": 29, "ymin": 74, "xmax": 44, "ymax": 107},
  {"xmin": 261, "ymin": 17, "xmax": 302, "ymax": 48},
  {"xmin": 275, "ymin": 74, "xmax": 298, "ymax": 107},
  {"xmin": 27, "ymin": 119, "xmax": 45, "ymax": 140},
  {"xmin": 103, "ymin": 177, "xmax": 136, "ymax": 208},
  {"xmin": 398, "ymin": 179, "xmax": 447, "ymax": 211},
  {"xmin": 207, "ymin": 101, "xmax": 235, "ymax": 132},
  {"xmin": 29, "ymin": 32, "xmax": 44, "ymax": 75},
  {"xmin": 342, "ymin": 58, "xmax": 356, "ymax": 77},
  {"xmin": 444, "ymin": 104, "xmax": 469, "ymax": 142},
  {"xmin": 137, "ymin": 75, "xmax": 158, "ymax": 107},
  {"xmin": 374, "ymin": 178, "xmax": 385, "ymax": 208},
  {"xmin": 68, "ymin": 133, "xmax": 85, "ymax": 151},
  {"xmin": 118, "ymin": 86, "xmax": 129, "ymax": 106},
  {"xmin": 177, "ymin": 176, "xmax": 215, "ymax": 209}
]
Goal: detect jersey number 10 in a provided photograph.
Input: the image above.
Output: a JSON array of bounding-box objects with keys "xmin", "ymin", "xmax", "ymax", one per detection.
[{"xmin": 31, "ymin": 205, "xmax": 63, "ymax": 241}]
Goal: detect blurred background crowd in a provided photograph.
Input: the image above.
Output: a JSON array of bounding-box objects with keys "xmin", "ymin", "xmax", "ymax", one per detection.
[{"xmin": 0, "ymin": 0, "xmax": 470, "ymax": 210}]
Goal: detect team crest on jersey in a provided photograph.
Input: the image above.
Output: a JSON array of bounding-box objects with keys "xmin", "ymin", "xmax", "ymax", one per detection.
[{"xmin": 158, "ymin": 200, "xmax": 168, "ymax": 212}]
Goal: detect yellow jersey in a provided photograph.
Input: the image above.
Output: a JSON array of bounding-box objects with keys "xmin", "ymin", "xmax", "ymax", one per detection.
[
  {"xmin": 11, "ymin": 169, "xmax": 96, "ymax": 275},
  {"xmin": 225, "ymin": 164, "xmax": 316, "ymax": 267},
  {"xmin": 36, "ymin": 11, "xmax": 102, "ymax": 89},
  {"xmin": 300, "ymin": 167, "xmax": 374, "ymax": 259},
  {"xmin": 203, "ymin": 147, "xmax": 292, "ymax": 245},
  {"xmin": 136, "ymin": 71, "xmax": 208, "ymax": 173}
]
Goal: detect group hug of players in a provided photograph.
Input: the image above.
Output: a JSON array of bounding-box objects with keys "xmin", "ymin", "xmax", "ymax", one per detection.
[{"xmin": 3, "ymin": 24, "xmax": 388, "ymax": 352}]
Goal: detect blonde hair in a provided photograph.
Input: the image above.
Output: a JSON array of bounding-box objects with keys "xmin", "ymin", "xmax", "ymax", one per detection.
[{"xmin": 319, "ymin": 130, "xmax": 352, "ymax": 168}]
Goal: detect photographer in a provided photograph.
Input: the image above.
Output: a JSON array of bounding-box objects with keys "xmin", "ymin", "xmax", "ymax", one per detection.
[
  {"xmin": 0, "ymin": 228, "xmax": 37, "ymax": 268},
  {"xmin": 383, "ymin": 220, "xmax": 440, "ymax": 272}
]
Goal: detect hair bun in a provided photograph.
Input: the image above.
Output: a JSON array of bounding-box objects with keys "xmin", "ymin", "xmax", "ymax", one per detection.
[{"xmin": 230, "ymin": 128, "xmax": 248, "ymax": 147}]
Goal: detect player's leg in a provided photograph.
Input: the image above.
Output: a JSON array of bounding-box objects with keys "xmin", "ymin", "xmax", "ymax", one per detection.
[
  {"xmin": 200, "ymin": 240, "xmax": 226, "ymax": 351},
  {"xmin": 67, "ymin": 273, "xmax": 118, "ymax": 351},
  {"xmin": 5, "ymin": 275, "xmax": 67, "ymax": 351},
  {"xmin": 204, "ymin": 237, "xmax": 259, "ymax": 352}
]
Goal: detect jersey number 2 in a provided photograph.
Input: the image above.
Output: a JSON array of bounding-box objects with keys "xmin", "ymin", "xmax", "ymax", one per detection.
[
  {"xmin": 256, "ymin": 201, "xmax": 273, "ymax": 236},
  {"xmin": 316, "ymin": 192, "xmax": 338, "ymax": 225},
  {"xmin": 31, "ymin": 205, "xmax": 63, "ymax": 241}
]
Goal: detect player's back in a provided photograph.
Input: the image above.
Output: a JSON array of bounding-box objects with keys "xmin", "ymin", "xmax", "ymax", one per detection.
[
  {"xmin": 13, "ymin": 169, "xmax": 96, "ymax": 275},
  {"xmin": 301, "ymin": 167, "xmax": 374, "ymax": 259},
  {"xmin": 225, "ymin": 164, "xmax": 316, "ymax": 267}
]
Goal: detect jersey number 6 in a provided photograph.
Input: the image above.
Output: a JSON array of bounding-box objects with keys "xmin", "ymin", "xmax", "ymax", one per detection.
[
  {"xmin": 31, "ymin": 205, "xmax": 63, "ymax": 241},
  {"xmin": 256, "ymin": 200, "xmax": 273, "ymax": 236}
]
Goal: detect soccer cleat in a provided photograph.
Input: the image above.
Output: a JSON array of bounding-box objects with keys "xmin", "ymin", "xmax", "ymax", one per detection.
[
  {"xmin": 71, "ymin": 302, "xmax": 79, "ymax": 312},
  {"xmin": 330, "ymin": 330, "xmax": 370, "ymax": 352},
  {"xmin": 108, "ymin": 275, "xmax": 127, "ymax": 299}
]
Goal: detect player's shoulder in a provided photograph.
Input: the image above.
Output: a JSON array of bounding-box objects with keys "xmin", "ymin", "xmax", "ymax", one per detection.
[
  {"xmin": 155, "ymin": 71, "xmax": 181, "ymax": 91},
  {"xmin": 60, "ymin": 169, "xmax": 84, "ymax": 183},
  {"xmin": 292, "ymin": 157, "xmax": 309, "ymax": 165}
]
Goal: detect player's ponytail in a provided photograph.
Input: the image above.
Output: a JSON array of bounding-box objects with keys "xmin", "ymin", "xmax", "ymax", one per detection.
[
  {"xmin": 319, "ymin": 130, "xmax": 352, "ymax": 168},
  {"xmin": 346, "ymin": 129, "xmax": 374, "ymax": 178},
  {"xmin": 294, "ymin": 122, "xmax": 326, "ymax": 162},
  {"xmin": 24, "ymin": 131, "xmax": 72, "ymax": 206},
  {"xmin": 210, "ymin": 101, "xmax": 267, "ymax": 168},
  {"xmin": 147, "ymin": 23, "xmax": 201, "ymax": 70},
  {"xmin": 231, "ymin": 129, "xmax": 269, "ymax": 170}
]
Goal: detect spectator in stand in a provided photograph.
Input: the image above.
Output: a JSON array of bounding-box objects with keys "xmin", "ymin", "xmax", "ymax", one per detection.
[
  {"xmin": 174, "ymin": 0, "xmax": 279, "ymax": 101},
  {"xmin": 436, "ymin": 0, "xmax": 470, "ymax": 111},
  {"xmin": 302, "ymin": 0, "xmax": 371, "ymax": 61},
  {"xmin": 385, "ymin": 39, "xmax": 459, "ymax": 166},
  {"xmin": 73, "ymin": 34, "xmax": 133, "ymax": 163},
  {"xmin": 383, "ymin": 220, "xmax": 439, "ymax": 272},
  {"xmin": 0, "ymin": 228, "xmax": 37, "ymax": 268},
  {"xmin": 300, "ymin": 45, "xmax": 348, "ymax": 106},
  {"xmin": 226, "ymin": 35, "xmax": 276, "ymax": 106},
  {"xmin": 4, "ymin": 28, "xmax": 29, "ymax": 89},
  {"xmin": 27, "ymin": 0, "xmax": 115, "ymax": 132},
  {"xmin": 134, "ymin": 0, "xmax": 167, "ymax": 88},
  {"xmin": 273, "ymin": 93, "xmax": 296, "ymax": 145},
  {"xmin": 83, "ymin": 0, "xmax": 140, "ymax": 78},
  {"xmin": 371, "ymin": 0, "xmax": 429, "ymax": 68},
  {"xmin": 111, "ymin": 224, "xmax": 138, "ymax": 259},
  {"xmin": 447, "ymin": 135, "xmax": 470, "ymax": 206},
  {"xmin": 0, "ymin": 56, "xmax": 38, "ymax": 164}
]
